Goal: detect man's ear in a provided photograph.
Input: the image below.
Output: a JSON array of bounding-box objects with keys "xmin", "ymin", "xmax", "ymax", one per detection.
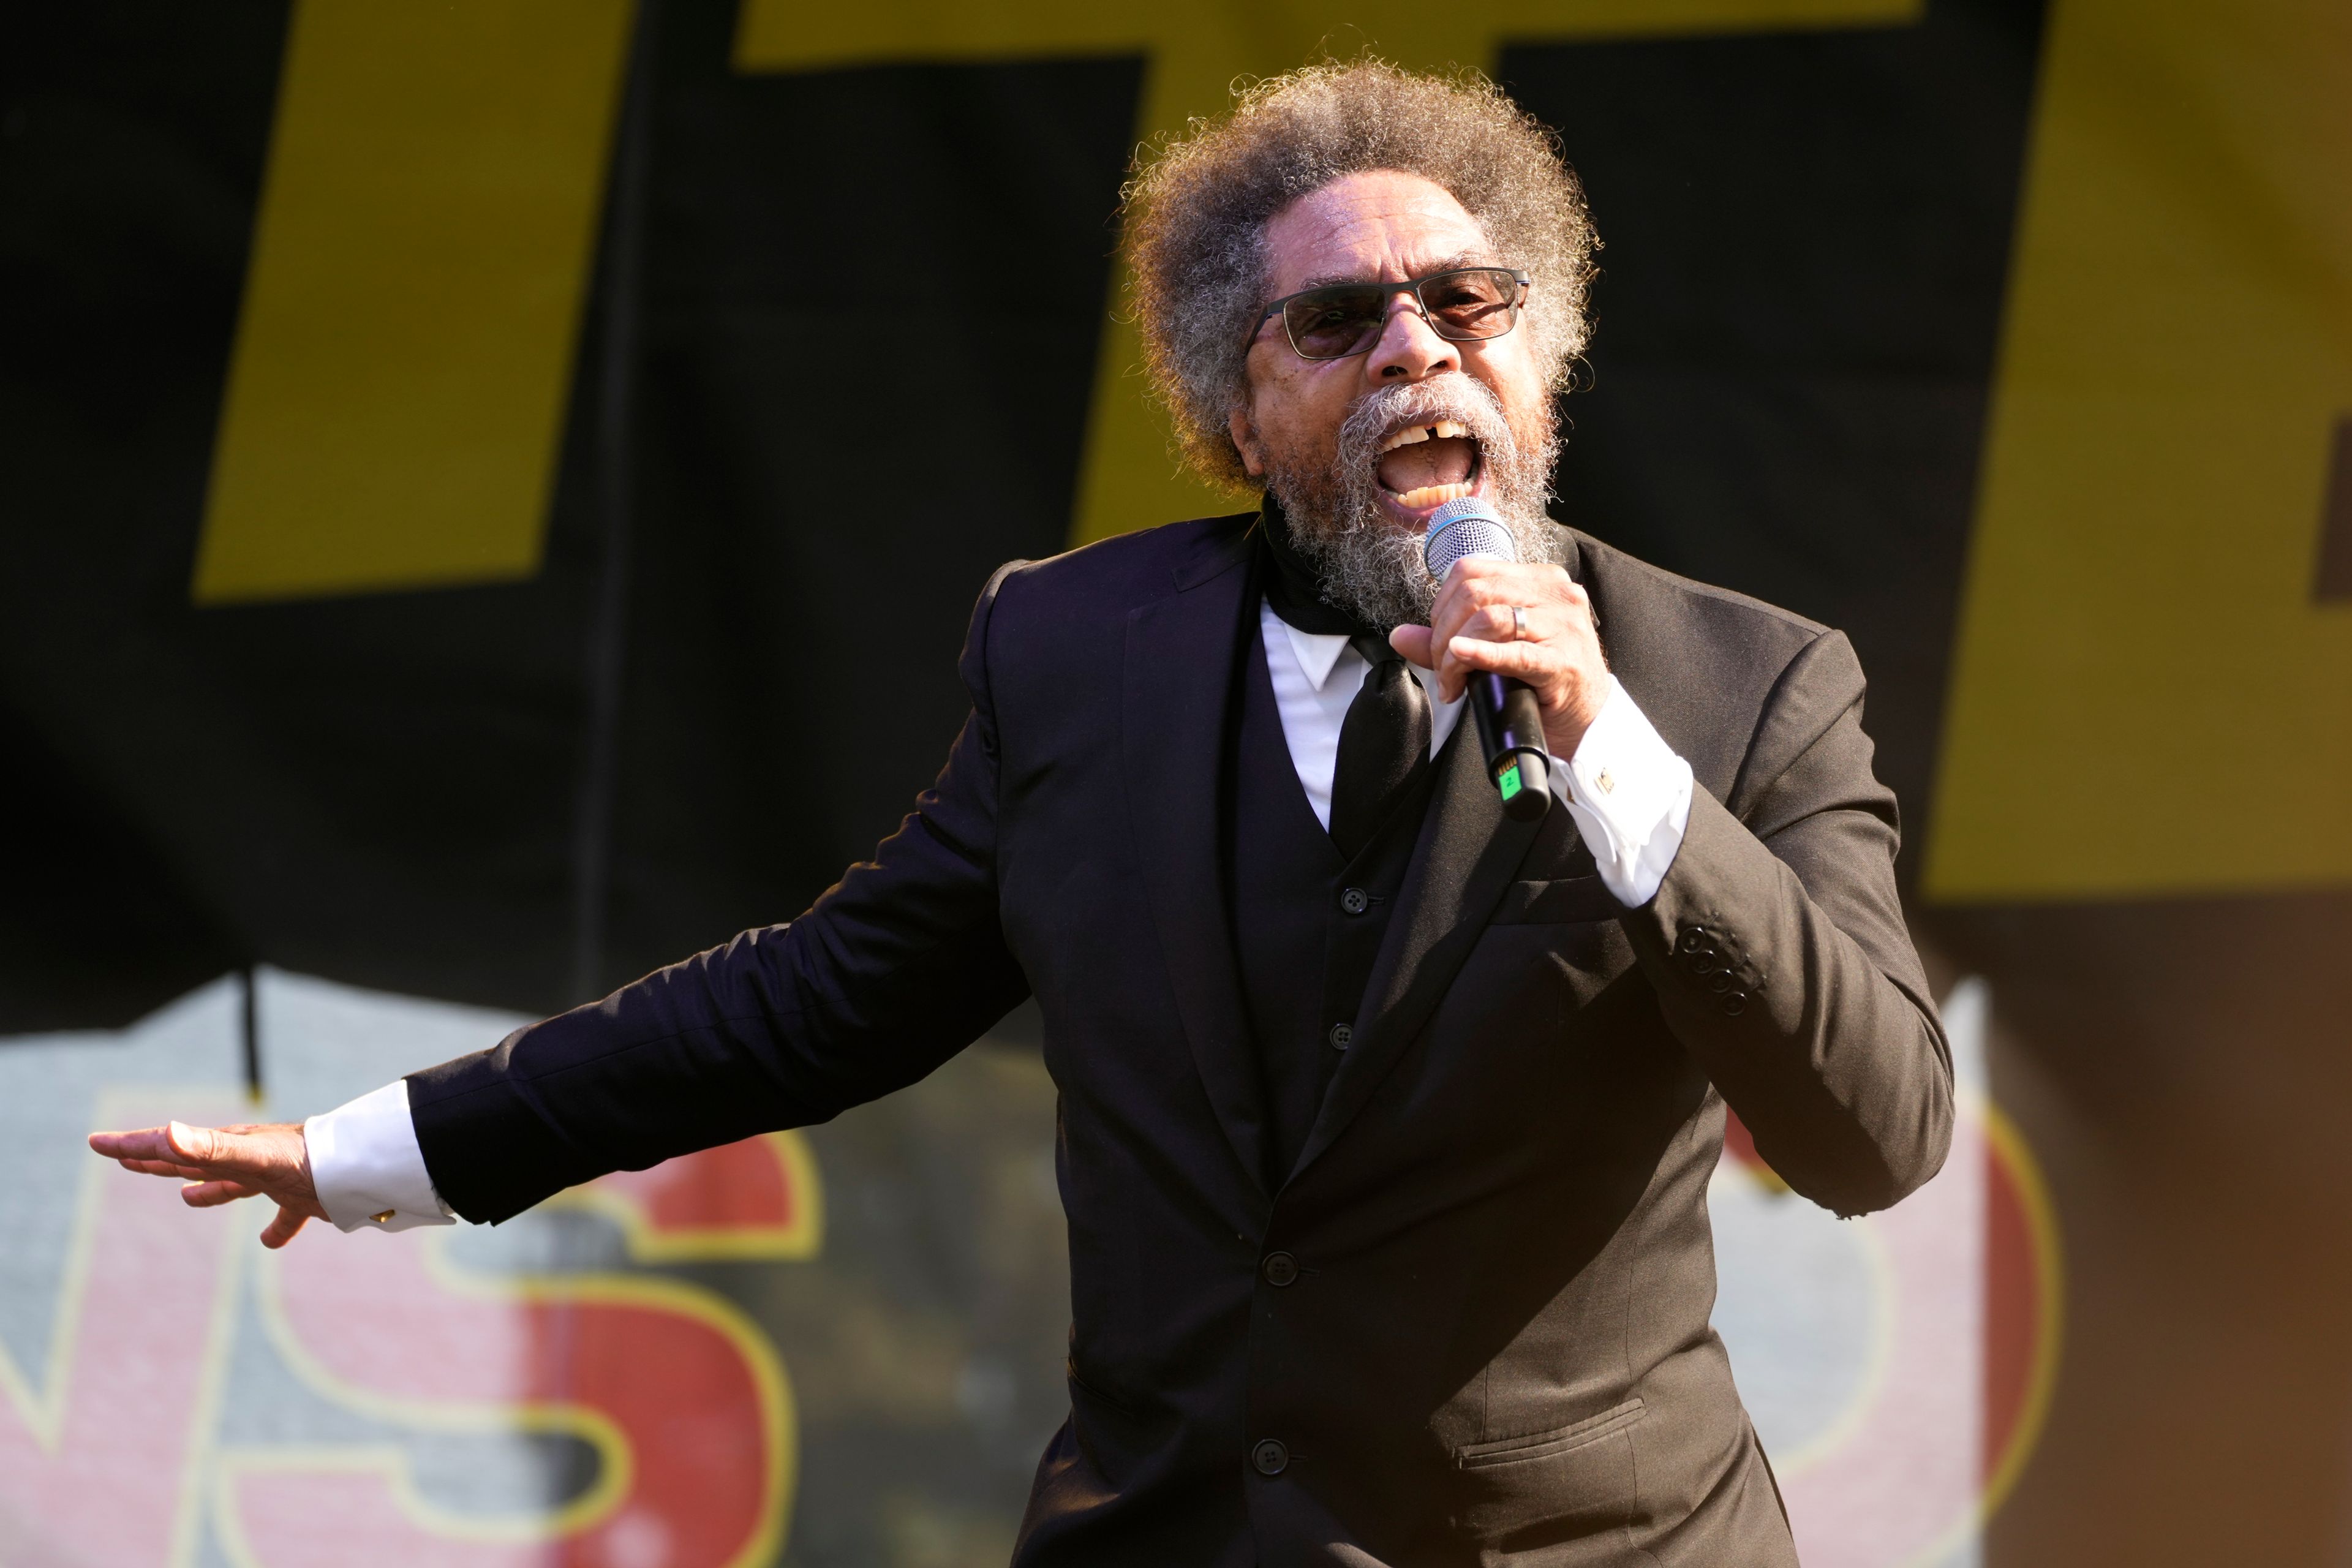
[{"xmin": 1227, "ymin": 405, "xmax": 1267, "ymax": 478}]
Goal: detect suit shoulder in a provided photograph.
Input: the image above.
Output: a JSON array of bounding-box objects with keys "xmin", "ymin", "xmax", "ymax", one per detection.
[
  {"xmin": 1569, "ymin": 527, "xmax": 1827, "ymax": 655},
  {"xmin": 1567, "ymin": 529, "xmax": 1855, "ymax": 792},
  {"xmin": 968, "ymin": 513, "xmax": 1253, "ymax": 705},
  {"xmin": 995, "ymin": 512, "xmax": 1254, "ymax": 618}
]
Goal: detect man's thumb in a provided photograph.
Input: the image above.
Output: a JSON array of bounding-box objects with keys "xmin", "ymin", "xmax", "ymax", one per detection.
[
  {"xmin": 167, "ymin": 1121, "xmax": 225, "ymax": 1166},
  {"xmin": 1389, "ymin": 624, "xmax": 1438, "ymax": 669}
]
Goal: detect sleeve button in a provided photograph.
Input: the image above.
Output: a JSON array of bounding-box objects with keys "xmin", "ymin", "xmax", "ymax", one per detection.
[{"xmin": 1722, "ymin": 992, "xmax": 1748, "ymax": 1016}]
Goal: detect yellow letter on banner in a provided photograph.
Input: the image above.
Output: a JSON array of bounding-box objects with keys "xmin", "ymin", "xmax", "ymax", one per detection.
[
  {"xmin": 1924, "ymin": 0, "xmax": 2352, "ymax": 900},
  {"xmin": 192, "ymin": 0, "xmax": 635, "ymax": 603},
  {"xmin": 732, "ymin": 0, "xmax": 1921, "ymax": 550}
]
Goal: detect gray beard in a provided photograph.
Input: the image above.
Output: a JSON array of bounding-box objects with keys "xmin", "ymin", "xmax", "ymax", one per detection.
[{"xmin": 1261, "ymin": 375, "xmax": 1562, "ymax": 633}]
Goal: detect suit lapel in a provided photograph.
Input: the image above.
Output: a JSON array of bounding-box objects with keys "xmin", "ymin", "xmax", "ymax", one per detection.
[
  {"xmin": 1121, "ymin": 530, "xmax": 1269, "ymax": 1200},
  {"xmin": 1290, "ymin": 718, "xmax": 1544, "ymax": 1181}
]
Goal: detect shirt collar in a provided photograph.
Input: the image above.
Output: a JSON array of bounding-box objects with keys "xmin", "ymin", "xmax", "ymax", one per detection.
[
  {"xmin": 1278, "ymin": 616, "xmax": 1354, "ymax": 692},
  {"xmin": 1262, "ymin": 596, "xmax": 1462, "ymax": 729}
]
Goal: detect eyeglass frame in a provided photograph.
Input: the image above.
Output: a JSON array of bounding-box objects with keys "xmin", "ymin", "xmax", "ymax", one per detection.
[{"xmin": 1246, "ymin": 266, "xmax": 1533, "ymax": 360}]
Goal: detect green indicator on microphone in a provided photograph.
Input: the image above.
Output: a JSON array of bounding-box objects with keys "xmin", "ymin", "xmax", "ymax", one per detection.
[{"xmin": 1497, "ymin": 761, "xmax": 1523, "ymax": 801}]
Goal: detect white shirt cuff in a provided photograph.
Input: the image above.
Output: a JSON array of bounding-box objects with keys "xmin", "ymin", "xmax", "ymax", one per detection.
[
  {"xmin": 305, "ymin": 1079, "xmax": 456, "ymax": 1232},
  {"xmin": 1547, "ymin": 676, "xmax": 1694, "ymax": 908}
]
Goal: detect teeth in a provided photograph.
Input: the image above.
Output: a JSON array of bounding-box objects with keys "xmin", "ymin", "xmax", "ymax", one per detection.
[
  {"xmin": 1393, "ymin": 482, "xmax": 1474, "ymax": 508},
  {"xmin": 1377, "ymin": 420, "xmax": 1474, "ymax": 453}
]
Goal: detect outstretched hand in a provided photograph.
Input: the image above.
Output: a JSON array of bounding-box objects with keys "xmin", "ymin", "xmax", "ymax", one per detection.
[{"xmin": 88, "ymin": 1120, "xmax": 328, "ymax": 1248}]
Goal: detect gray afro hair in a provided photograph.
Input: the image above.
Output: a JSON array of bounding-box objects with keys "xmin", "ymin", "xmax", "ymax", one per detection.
[{"xmin": 1121, "ymin": 59, "xmax": 1599, "ymax": 489}]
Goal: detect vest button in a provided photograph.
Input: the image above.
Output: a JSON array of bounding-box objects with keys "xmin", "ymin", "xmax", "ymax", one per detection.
[
  {"xmin": 1262, "ymin": 1250, "xmax": 1299, "ymax": 1286},
  {"xmin": 1340, "ymin": 886, "xmax": 1370, "ymax": 915},
  {"xmin": 1252, "ymin": 1438, "xmax": 1289, "ymax": 1476},
  {"xmin": 1328, "ymin": 1022, "xmax": 1354, "ymax": 1050}
]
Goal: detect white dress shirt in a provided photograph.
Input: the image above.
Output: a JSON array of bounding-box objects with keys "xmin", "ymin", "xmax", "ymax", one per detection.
[
  {"xmin": 305, "ymin": 596, "xmax": 1695, "ymax": 1231},
  {"xmin": 306, "ymin": 1078, "xmax": 453, "ymax": 1231}
]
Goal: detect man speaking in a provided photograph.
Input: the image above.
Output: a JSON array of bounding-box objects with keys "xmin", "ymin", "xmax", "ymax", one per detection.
[{"xmin": 97, "ymin": 60, "xmax": 1950, "ymax": 1566}]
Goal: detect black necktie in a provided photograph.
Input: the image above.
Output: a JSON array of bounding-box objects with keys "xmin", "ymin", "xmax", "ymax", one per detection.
[{"xmin": 1329, "ymin": 635, "xmax": 1431, "ymax": 859}]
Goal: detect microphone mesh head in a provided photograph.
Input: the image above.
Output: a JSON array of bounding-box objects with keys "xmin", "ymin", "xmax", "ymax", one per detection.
[{"xmin": 1423, "ymin": 497, "xmax": 1518, "ymax": 578}]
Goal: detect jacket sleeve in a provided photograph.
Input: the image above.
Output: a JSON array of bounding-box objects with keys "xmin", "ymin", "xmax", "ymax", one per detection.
[
  {"xmin": 405, "ymin": 563, "xmax": 1033, "ymax": 1224},
  {"xmin": 1623, "ymin": 629, "xmax": 1951, "ymax": 1216}
]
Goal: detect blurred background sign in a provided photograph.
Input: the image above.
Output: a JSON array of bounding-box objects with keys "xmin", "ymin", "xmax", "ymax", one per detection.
[
  {"xmin": 0, "ymin": 970, "xmax": 2048, "ymax": 1567},
  {"xmin": 6, "ymin": 0, "xmax": 2349, "ymax": 1562}
]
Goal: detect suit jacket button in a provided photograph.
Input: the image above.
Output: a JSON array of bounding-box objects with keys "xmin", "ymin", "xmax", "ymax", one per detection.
[
  {"xmin": 1262, "ymin": 1251, "xmax": 1299, "ymax": 1287},
  {"xmin": 1253, "ymin": 1438, "xmax": 1289, "ymax": 1476},
  {"xmin": 1722, "ymin": 991, "xmax": 1748, "ymax": 1016},
  {"xmin": 1340, "ymin": 886, "xmax": 1370, "ymax": 915},
  {"xmin": 1328, "ymin": 1022, "xmax": 1354, "ymax": 1050}
]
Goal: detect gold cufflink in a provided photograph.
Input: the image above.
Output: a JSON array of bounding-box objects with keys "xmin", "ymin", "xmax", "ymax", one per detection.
[{"xmin": 371, "ymin": 1210, "xmax": 396, "ymax": 1224}]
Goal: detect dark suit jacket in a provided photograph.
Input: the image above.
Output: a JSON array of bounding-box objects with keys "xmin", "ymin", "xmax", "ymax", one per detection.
[{"xmin": 408, "ymin": 513, "xmax": 1951, "ymax": 1567}]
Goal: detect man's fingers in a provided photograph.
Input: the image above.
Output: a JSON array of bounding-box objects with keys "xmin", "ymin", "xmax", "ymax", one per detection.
[
  {"xmin": 118, "ymin": 1156, "xmax": 212, "ymax": 1180},
  {"xmin": 259, "ymin": 1205, "xmax": 310, "ymax": 1250},
  {"xmin": 1446, "ymin": 635, "xmax": 1561, "ymax": 684},
  {"xmin": 181, "ymin": 1179, "xmax": 262, "ymax": 1207},
  {"xmin": 164, "ymin": 1120, "xmax": 283, "ymax": 1184},
  {"xmin": 90, "ymin": 1126, "xmax": 190, "ymax": 1164},
  {"xmin": 1432, "ymin": 573, "xmax": 1586, "ymax": 644},
  {"xmin": 1457, "ymin": 601, "xmax": 1544, "ymax": 645},
  {"xmin": 92, "ymin": 1127, "xmax": 241, "ymax": 1182}
]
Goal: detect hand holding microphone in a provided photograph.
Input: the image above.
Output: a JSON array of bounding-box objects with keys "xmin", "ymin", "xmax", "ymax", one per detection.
[{"xmin": 1388, "ymin": 498, "xmax": 1610, "ymax": 817}]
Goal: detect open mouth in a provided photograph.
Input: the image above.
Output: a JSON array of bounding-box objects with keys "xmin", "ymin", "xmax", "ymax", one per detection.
[{"xmin": 1374, "ymin": 420, "xmax": 1482, "ymax": 515}]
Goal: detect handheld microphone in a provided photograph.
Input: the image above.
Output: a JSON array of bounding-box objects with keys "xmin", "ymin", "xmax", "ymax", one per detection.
[{"xmin": 1424, "ymin": 498, "xmax": 1551, "ymax": 823}]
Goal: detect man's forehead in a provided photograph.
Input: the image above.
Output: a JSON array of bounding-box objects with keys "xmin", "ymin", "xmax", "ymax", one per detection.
[{"xmin": 1262, "ymin": 172, "xmax": 1493, "ymax": 292}]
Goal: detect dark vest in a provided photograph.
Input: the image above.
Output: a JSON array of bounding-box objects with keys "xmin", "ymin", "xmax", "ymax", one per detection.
[{"xmin": 1227, "ymin": 614, "xmax": 1440, "ymax": 1189}]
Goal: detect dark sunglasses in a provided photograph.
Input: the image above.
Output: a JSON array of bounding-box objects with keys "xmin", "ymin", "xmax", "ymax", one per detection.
[{"xmin": 1252, "ymin": 266, "xmax": 1531, "ymax": 361}]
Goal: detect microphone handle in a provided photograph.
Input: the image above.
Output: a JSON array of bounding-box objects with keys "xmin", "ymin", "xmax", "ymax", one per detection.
[{"xmin": 1465, "ymin": 669, "xmax": 1552, "ymax": 822}]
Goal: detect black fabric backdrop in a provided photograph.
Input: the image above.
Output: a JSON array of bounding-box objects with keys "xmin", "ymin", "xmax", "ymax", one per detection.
[{"xmin": 2, "ymin": 1, "xmax": 2040, "ymax": 1022}]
